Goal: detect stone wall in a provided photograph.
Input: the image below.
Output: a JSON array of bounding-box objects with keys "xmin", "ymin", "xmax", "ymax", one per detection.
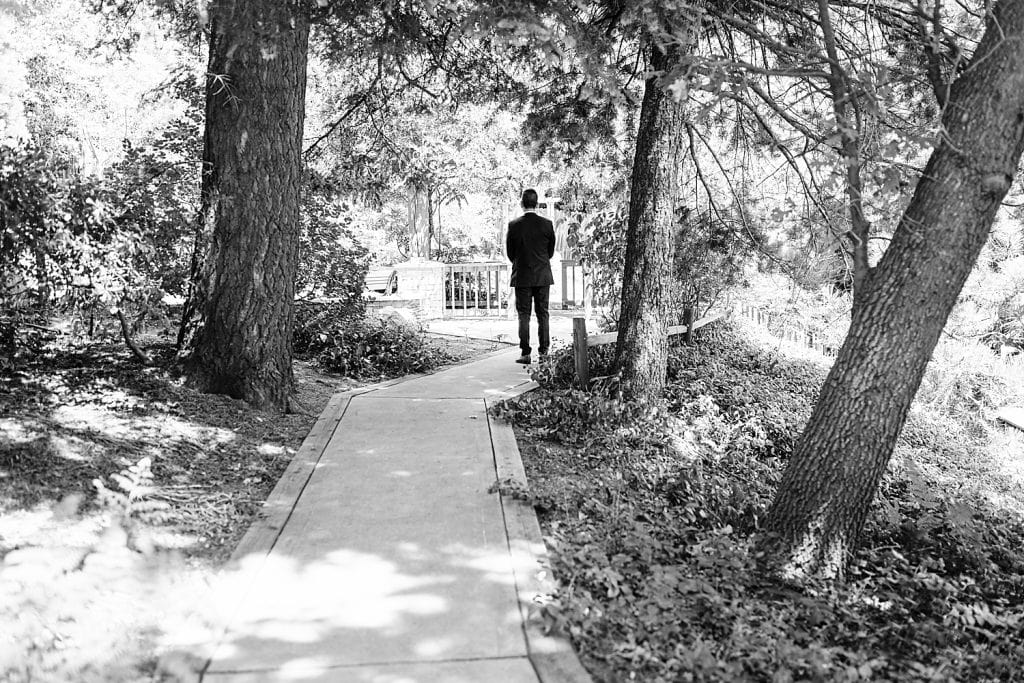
[
  {"xmin": 365, "ymin": 298, "xmax": 424, "ymax": 321},
  {"xmin": 391, "ymin": 260, "xmax": 446, "ymax": 319}
]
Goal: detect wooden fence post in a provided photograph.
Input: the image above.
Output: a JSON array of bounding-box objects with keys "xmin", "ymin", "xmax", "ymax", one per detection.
[
  {"xmin": 683, "ymin": 306, "xmax": 694, "ymax": 344},
  {"xmin": 573, "ymin": 317, "xmax": 589, "ymax": 388}
]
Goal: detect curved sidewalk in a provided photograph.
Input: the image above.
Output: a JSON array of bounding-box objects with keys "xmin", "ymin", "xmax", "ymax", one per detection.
[{"xmin": 201, "ymin": 348, "xmax": 591, "ymax": 683}]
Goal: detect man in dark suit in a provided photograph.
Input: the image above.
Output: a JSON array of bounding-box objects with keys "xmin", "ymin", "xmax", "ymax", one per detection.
[{"xmin": 506, "ymin": 188, "xmax": 556, "ymax": 364}]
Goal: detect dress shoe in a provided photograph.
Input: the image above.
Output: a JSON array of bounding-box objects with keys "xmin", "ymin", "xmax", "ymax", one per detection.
[{"xmin": 515, "ymin": 354, "xmax": 531, "ymax": 364}]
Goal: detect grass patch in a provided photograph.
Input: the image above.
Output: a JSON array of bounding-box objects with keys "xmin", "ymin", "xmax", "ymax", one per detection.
[{"xmin": 497, "ymin": 319, "xmax": 1024, "ymax": 682}]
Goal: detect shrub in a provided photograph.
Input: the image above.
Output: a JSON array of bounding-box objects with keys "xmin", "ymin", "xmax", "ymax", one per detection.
[
  {"xmin": 0, "ymin": 308, "xmax": 55, "ymax": 372},
  {"xmin": 0, "ymin": 140, "xmax": 175, "ymax": 361},
  {"xmin": 917, "ymin": 337, "xmax": 1024, "ymax": 418},
  {"xmin": 293, "ymin": 302, "xmax": 454, "ymax": 380},
  {"xmin": 102, "ymin": 113, "xmax": 202, "ymax": 298}
]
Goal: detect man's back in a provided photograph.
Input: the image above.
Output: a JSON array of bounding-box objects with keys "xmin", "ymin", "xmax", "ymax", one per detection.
[{"xmin": 506, "ymin": 212, "xmax": 555, "ymax": 287}]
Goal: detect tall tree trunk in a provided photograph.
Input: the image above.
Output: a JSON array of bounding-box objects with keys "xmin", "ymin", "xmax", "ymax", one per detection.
[
  {"xmin": 761, "ymin": 0, "xmax": 1024, "ymax": 582},
  {"xmin": 178, "ymin": 0, "xmax": 310, "ymax": 412},
  {"xmin": 614, "ymin": 44, "xmax": 687, "ymax": 402}
]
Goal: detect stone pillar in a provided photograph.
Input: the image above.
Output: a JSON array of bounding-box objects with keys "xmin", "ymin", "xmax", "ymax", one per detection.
[{"xmin": 392, "ymin": 259, "xmax": 447, "ymax": 320}]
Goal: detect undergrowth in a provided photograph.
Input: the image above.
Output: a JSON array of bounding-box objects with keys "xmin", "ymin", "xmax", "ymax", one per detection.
[
  {"xmin": 493, "ymin": 320, "xmax": 1024, "ymax": 682},
  {"xmin": 293, "ymin": 301, "xmax": 456, "ymax": 379}
]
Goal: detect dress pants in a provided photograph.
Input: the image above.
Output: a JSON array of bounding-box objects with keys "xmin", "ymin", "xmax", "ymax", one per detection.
[{"xmin": 514, "ymin": 286, "xmax": 550, "ymax": 356}]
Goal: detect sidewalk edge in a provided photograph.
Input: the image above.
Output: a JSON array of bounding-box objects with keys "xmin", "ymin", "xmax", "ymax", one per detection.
[
  {"xmin": 486, "ymin": 404, "xmax": 593, "ymax": 683},
  {"xmin": 229, "ymin": 392, "xmax": 350, "ymax": 564}
]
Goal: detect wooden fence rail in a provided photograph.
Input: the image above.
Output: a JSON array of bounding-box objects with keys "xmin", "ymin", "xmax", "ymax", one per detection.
[
  {"xmin": 571, "ymin": 312, "xmax": 728, "ymax": 386},
  {"xmin": 735, "ymin": 304, "xmax": 838, "ymax": 358}
]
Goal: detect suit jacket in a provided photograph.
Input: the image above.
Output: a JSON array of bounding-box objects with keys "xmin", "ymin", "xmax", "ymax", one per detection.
[{"xmin": 506, "ymin": 211, "xmax": 555, "ymax": 287}]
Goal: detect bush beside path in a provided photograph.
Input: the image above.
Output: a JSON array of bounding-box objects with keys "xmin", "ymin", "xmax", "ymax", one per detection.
[{"xmin": 497, "ymin": 320, "xmax": 1024, "ymax": 682}]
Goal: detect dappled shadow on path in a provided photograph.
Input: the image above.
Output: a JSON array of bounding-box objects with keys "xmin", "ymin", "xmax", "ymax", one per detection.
[{"xmin": 199, "ymin": 538, "xmax": 539, "ymax": 682}]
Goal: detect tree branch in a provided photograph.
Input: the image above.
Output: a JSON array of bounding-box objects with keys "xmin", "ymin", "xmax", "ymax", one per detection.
[
  {"xmin": 688, "ymin": 123, "xmax": 795, "ymax": 274},
  {"xmin": 303, "ymin": 86, "xmax": 377, "ymax": 159},
  {"xmin": 744, "ymin": 103, "xmax": 845, "ymax": 243}
]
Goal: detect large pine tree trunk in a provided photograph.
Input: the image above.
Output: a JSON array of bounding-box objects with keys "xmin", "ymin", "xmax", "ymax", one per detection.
[
  {"xmin": 179, "ymin": 0, "xmax": 310, "ymax": 412},
  {"xmin": 762, "ymin": 0, "xmax": 1024, "ymax": 581},
  {"xmin": 614, "ymin": 45, "xmax": 687, "ymax": 402}
]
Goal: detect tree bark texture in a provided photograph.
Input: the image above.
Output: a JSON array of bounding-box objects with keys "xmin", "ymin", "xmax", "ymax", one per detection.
[
  {"xmin": 179, "ymin": 0, "xmax": 309, "ymax": 412},
  {"xmin": 762, "ymin": 0, "xmax": 1024, "ymax": 581},
  {"xmin": 614, "ymin": 45, "xmax": 687, "ymax": 402}
]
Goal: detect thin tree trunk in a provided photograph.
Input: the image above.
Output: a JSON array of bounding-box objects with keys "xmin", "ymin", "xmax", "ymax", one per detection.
[
  {"xmin": 817, "ymin": 0, "xmax": 871, "ymax": 311},
  {"xmin": 614, "ymin": 44, "xmax": 687, "ymax": 402},
  {"xmin": 117, "ymin": 308, "xmax": 151, "ymax": 365},
  {"xmin": 176, "ymin": 212, "xmax": 207, "ymax": 350},
  {"xmin": 761, "ymin": 0, "xmax": 1024, "ymax": 582},
  {"xmin": 436, "ymin": 191, "xmax": 442, "ymax": 255},
  {"xmin": 33, "ymin": 250, "xmax": 49, "ymax": 311},
  {"xmin": 178, "ymin": 0, "xmax": 310, "ymax": 412},
  {"xmin": 427, "ymin": 185, "xmax": 435, "ymax": 259}
]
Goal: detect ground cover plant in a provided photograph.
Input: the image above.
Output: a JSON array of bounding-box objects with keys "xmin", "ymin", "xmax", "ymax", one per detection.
[
  {"xmin": 495, "ymin": 319, "xmax": 1024, "ymax": 682},
  {"xmin": 0, "ymin": 329, "xmax": 503, "ymax": 680}
]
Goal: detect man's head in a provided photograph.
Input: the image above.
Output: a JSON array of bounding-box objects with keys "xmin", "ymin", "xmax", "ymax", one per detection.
[{"xmin": 521, "ymin": 188, "xmax": 539, "ymax": 210}]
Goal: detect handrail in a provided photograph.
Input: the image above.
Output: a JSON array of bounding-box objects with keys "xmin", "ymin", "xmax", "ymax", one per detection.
[{"xmin": 444, "ymin": 262, "xmax": 509, "ymax": 318}]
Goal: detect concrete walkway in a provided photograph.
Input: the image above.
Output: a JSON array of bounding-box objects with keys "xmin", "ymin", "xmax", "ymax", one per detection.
[{"xmin": 201, "ymin": 348, "xmax": 591, "ymax": 683}]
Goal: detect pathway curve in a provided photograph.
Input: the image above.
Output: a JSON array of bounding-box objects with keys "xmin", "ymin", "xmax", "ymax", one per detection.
[{"xmin": 201, "ymin": 348, "xmax": 590, "ymax": 683}]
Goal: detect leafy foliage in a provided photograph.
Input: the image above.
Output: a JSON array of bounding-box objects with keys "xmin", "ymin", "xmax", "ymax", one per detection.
[
  {"xmin": 672, "ymin": 209, "xmax": 759, "ymax": 315},
  {"xmin": 101, "ymin": 108, "xmax": 202, "ymax": 297},
  {"xmin": 0, "ymin": 142, "xmax": 163, "ymax": 323},
  {"xmin": 298, "ymin": 174, "xmax": 371, "ymax": 302},
  {"xmin": 293, "ymin": 302, "xmax": 455, "ymax": 380},
  {"xmin": 0, "ymin": 309, "xmax": 54, "ymax": 372},
  {"xmin": 739, "ymin": 272, "xmax": 853, "ymax": 351},
  {"xmin": 92, "ymin": 456, "xmax": 171, "ymax": 547},
  {"xmin": 497, "ymin": 321, "xmax": 1024, "ymax": 682},
  {"xmin": 574, "ymin": 202, "xmax": 627, "ymax": 325}
]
